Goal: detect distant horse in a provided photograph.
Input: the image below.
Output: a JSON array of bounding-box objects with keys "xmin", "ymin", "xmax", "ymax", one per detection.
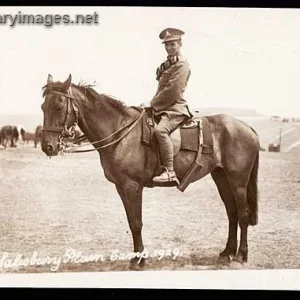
[
  {"xmin": 24, "ymin": 132, "xmax": 36, "ymax": 145},
  {"xmin": 34, "ymin": 125, "xmax": 43, "ymax": 148},
  {"xmin": 41, "ymin": 74, "xmax": 259, "ymax": 270},
  {"xmin": 0, "ymin": 125, "xmax": 19, "ymax": 148}
]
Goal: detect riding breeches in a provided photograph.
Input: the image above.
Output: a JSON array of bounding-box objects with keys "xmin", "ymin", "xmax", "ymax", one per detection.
[{"xmin": 154, "ymin": 114, "xmax": 187, "ymax": 171}]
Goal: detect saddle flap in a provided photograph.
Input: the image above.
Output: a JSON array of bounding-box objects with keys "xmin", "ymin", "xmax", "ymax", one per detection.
[
  {"xmin": 141, "ymin": 108, "xmax": 214, "ymax": 154},
  {"xmin": 179, "ymin": 126, "xmax": 199, "ymax": 152}
]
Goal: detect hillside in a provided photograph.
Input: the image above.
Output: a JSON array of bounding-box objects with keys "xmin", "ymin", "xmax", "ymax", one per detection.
[{"xmin": 192, "ymin": 107, "xmax": 261, "ymax": 118}]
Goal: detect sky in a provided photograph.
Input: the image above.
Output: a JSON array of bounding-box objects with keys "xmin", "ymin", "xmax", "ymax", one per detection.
[{"xmin": 0, "ymin": 6, "xmax": 300, "ymax": 117}]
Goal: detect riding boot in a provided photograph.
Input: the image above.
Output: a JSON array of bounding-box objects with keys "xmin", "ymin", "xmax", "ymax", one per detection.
[{"xmin": 153, "ymin": 133, "xmax": 179, "ymax": 183}]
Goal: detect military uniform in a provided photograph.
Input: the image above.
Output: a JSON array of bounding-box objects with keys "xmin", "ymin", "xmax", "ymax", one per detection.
[
  {"xmin": 150, "ymin": 28, "xmax": 193, "ymax": 183},
  {"xmin": 151, "ymin": 54, "xmax": 192, "ymax": 119}
]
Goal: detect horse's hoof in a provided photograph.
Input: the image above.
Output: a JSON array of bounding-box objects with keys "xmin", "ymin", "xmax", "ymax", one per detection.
[
  {"xmin": 217, "ymin": 255, "xmax": 230, "ymax": 265},
  {"xmin": 129, "ymin": 263, "xmax": 143, "ymax": 271},
  {"xmin": 230, "ymin": 252, "xmax": 247, "ymax": 269},
  {"xmin": 129, "ymin": 257, "xmax": 146, "ymax": 271},
  {"xmin": 229, "ymin": 259, "xmax": 244, "ymax": 269},
  {"xmin": 232, "ymin": 252, "xmax": 248, "ymax": 263}
]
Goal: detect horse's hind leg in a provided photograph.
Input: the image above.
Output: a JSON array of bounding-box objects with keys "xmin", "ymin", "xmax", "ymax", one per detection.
[
  {"xmin": 115, "ymin": 182, "xmax": 145, "ymax": 270},
  {"xmin": 211, "ymin": 167, "xmax": 238, "ymax": 263},
  {"xmin": 226, "ymin": 173, "xmax": 250, "ymax": 263}
]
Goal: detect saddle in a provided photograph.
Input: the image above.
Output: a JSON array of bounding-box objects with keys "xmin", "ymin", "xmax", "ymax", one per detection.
[{"xmin": 141, "ymin": 108, "xmax": 214, "ymax": 191}]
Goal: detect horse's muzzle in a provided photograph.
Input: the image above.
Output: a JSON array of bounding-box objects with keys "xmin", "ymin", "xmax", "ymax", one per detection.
[{"xmin": 42, "ymin": 142, "xmax": 57, "ymax": 156}]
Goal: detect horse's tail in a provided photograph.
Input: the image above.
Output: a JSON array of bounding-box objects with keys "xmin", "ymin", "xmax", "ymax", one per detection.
[{"xmin": 247, "ymin": 151, "xmax": 259, "ymax": 226}]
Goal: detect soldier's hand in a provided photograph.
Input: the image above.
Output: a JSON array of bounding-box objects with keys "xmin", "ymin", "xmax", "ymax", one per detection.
[{"xmin": 140, "ymin": 101, "xmax": 151, "ymax": 108}]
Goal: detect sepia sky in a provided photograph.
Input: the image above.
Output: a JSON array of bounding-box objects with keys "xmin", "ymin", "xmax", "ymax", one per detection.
[{"xmin": 0, "ymin": 6, "xmax": 300, "ymax": 117}]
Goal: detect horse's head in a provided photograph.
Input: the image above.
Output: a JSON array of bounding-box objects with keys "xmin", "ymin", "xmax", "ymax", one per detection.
[{"xmin": 41, "ymin": 74, "xmax": 79, "ymax": 156}]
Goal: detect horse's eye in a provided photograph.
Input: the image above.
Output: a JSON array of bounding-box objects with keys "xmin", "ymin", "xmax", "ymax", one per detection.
[{"xmin": 55, "ymin": 97, "xmax": 65, "ymax": 110}]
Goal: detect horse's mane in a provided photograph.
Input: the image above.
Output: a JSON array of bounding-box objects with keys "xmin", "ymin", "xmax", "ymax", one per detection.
[
  {"xmin": 77, "ymin": 82, "xmax": 130, "ymax": 116},
  {"xmin": 42, "ymin": 81, "xmax": 130, "ymax": 116}
]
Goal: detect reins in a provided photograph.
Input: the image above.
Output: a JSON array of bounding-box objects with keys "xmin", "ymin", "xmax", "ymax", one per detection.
[{"xmin": 66, "ymin": 111, "xmax": 144, "ymax": 153}]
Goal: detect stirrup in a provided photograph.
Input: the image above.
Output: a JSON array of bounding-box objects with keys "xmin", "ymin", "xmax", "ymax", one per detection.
[{"xmin": 153, "ymin": 168, "xmax": 179, "ymax": 184}]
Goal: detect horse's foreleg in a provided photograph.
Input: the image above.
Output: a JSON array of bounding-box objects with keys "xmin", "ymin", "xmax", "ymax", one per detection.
[
  {"xmin": 116, "ymin": 182, "xmax": 145, "ymax": 269},
  {"xmin": 211, "ymin": 168, "xmax": 238, "ymax": 263}
]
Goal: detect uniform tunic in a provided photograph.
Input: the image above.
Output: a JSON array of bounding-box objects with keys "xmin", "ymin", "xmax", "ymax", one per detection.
[{"xmin": 150, "ymin": 54, "xmax": 193, "ymax": 119}]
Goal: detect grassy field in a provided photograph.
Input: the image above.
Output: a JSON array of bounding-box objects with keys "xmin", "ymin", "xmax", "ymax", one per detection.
[{"xmin": 0, "ymin": 116, "xmax": 300, "ymax": 273}]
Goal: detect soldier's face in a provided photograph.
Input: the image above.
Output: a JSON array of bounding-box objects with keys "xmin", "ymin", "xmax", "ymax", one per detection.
[{"xmin": 164, "ymin": 40, "xmax": 181, "ymax": 56}]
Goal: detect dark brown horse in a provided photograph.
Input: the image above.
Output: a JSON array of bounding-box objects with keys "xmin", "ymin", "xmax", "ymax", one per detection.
[{"xmin": 41, "ymin": 74, "xmax": 260, "ymax": 270}]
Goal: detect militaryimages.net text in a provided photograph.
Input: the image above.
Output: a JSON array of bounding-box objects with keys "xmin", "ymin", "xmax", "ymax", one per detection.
[{"xmin": 0, "ymin": 11, "xmax": 99, "ymax": 27}]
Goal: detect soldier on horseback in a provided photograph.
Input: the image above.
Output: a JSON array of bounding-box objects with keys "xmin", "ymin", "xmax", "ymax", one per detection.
[{"xmin": 150, "ymin": 27, "xmax": 193, "ymax": 183}]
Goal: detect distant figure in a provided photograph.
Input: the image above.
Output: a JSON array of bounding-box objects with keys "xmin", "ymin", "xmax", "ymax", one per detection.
[
  {"xmin": 20, "ymin": 128, "xmax": 26, "ymax": 140},
  {"xmin": 17, "ymin": 125, "xmax": 26, "ymax": 144},
  {"xmin": 269, "ymin": 115, "xmax": 280, "ymax": 122}
]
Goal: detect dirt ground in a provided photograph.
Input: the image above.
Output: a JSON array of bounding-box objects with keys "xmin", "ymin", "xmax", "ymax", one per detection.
[{"xmin": 0, "ymin": 121, "xmax": 300, "ymax": 274}]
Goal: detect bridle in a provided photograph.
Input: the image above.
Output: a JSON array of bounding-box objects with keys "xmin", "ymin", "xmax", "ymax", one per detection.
[
  {"xmin": 42, "ymin": 87, "xmax": 79, "ymax": 148},
  {"xmin": 42, "ymin": 86, "xmax": 144, "ymax": 153}
]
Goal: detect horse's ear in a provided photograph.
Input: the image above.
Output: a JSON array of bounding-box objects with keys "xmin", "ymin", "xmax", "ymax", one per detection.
[
  {"xmin": 47, "ymin": 74, "xmax": 53, "ymax": 84},
  {"xmin": 63, "ymin": 74, "xmax": 72, "ymax": 90}
]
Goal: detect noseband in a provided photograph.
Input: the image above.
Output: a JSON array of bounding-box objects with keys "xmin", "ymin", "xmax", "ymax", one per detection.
[{"xmin": 42, "ymin": 87, "xmax": 79, "ymax": 146}]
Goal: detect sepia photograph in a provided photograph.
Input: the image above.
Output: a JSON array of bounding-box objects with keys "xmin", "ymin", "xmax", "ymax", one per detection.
[{"xmin": 0, "ymin": 6, "xmax": 300, "ymax": 290}]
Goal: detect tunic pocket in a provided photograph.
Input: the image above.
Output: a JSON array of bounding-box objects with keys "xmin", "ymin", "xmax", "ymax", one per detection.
[{"xmin": 159, "ymin": 70, "xmax": 171, "ymax": 86}]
